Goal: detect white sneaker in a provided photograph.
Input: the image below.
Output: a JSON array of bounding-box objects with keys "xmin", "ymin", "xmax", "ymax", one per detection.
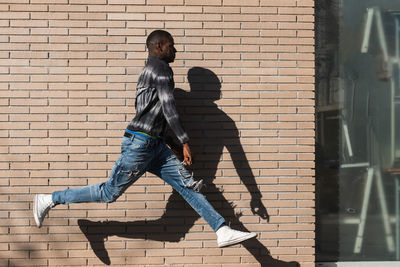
[
  {"xmin": 33, "ymin": 194, "xmax": 54, "ymax": 228},
  {"xmin": 216, "ymin": 226, "xmax": 257, "ymax": 248}
]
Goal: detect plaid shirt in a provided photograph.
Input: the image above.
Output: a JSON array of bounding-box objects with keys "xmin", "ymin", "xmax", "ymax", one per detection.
[{"xmin": 126, "ymin": 55, "xmax": 189, "ymax": 144}]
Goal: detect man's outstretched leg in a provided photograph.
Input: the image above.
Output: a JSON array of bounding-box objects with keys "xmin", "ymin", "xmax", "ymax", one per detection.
[
  {"xmin": 34, "ymin": 181, "xmax": 120, "ymax": 228},
  {"xmin": 34, "ymin": 135, "xmax": 153, "ymax": 228},
  {"xmin": 150, "ymin": 142, "xmax": 257, "ymax": 247}
]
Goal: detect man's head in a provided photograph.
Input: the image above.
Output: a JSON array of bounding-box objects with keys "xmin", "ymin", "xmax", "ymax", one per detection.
[{"xmin": 146, "ymin": 30, "xmax": 176, "ymax": 63}]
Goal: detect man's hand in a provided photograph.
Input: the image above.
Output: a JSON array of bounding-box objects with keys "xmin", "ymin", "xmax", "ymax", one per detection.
[{"xmin": 182, "ymin": 143, "xmax": 192, "ymax": 166}]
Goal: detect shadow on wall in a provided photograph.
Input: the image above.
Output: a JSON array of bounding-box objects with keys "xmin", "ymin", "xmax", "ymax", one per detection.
[{"xmin": 78, "ymin": 67, "xmax": 300, "ymax": 267}]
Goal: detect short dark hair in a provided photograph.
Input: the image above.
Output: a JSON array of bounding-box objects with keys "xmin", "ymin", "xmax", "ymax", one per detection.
[{"xmin": 146, "ymin": 30, "xmax": 172, "ymax": 50}]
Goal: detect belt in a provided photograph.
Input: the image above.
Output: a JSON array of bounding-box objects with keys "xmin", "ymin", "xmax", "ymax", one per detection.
[{"xmin": 124, "ymin": 129, "xmax": 156, "ymax": 140}]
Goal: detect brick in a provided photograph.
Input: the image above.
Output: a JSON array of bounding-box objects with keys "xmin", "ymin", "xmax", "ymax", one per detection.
[
  {"xmin": 204, "ymin": 7, "xmax": 238, "ymax": 14},
  {"xmin": 30, "ymin": 170, "xmax": 68, "ymax": 178},
  {"xmin": 261, "ymin": 14, "xmax": 297, "ymax": 22},
  {"xmin": 30, "ymin": 154, "xmax": 68, "ymax": 162},
  {"xmin": 0, "ymin": 43, "xmax": 29, "ymax": 51},
  {"xmin": 48, "ymin": 258, "xmax": 86, "ymax": 266},
  {"xmin": 186, "ymin": 0, "xmax": 221, "ymax": 5},
  {"xmin": 204, "ymin": 256, "xmax": 241, "ymax": 263},
  {"xmin": 186, "ymin": 29, "xmax": 222, "ymax": 37},
  {"xmin": 69, "ymin": 28, "xmax": 106, "ymax": 36},
  {"xmin": 0, "ymin": 251, "xmax": 29, "ymax": 259},
  {"xmin": 9, "ymin": 130, "xmax": 47, "ymax": 138},
  {"xmin": 279, "ymin": 7, "xmax": 314, "ymax": 14},
  {"xmin": 10, "ymin": 36, "xmax": 48, "ymax": 43},
  {"xmin": 10, "ymin": 4, "xmax": 48, "ymax": 11},
  {"xmin": 125, "ymin": 257, "xmax": 164, "ymax": 264},
  {"xmin": 126, "ymin": 20, "xmax": 164, "ymax": 29},
  {"xmin": 0, "ymin": 122, "xmax": 29, "ymax": 130},
  {"xmin": 242, "ymin": 22, "xmax": 278, "ymax": 29},
  {"xmin": 223, "ymin": 0, "xmax": 259, "ymax": 6},
  {"xmin": 166, "ymin": 256, "xmax": 203, "ymax": 264},
  {"xmin": 31, "ymin": 59, "xmax": 69, "ymax": 68},
  {"xmin": 10, "ymin": 51, "xmax": 49, "ymax": 59},
  {"xmin": 204, "ymin": 22, "xmax": 240, "ymax": 31},
  {"xmin": 0, "ymin": 59, "xmax": 29, "ymax": 67},
  {"xmin": 10, "ymin": 162, "xmax": 48, "ymax": 170},
  {"xmin": 147, "ymin": 13, "xmax": 184, "ymax": 21},
  {"xmin": 261, "ymin": 0, "xmax": 296, "ymax": 6},
  {"xmin": 108, "ymin": 13, "xmax": 145, "ymax": 21},
  {"xmin": 279, "ymin": 22, "xmax": 314, "ymax": 30},
  {"xmin": 0, "ymin": 12, "xmax": 29, "ymax": 19},
  {"xmin": 30, "ymin": 28, "xmax": 68, "ymax": 36},
  {"xmin": 48, "ymin": 162, "xmax": 86, "ymax": 169},
  {"xmin": 298, "ymin": 15, "xmax": 315, "ymax": 22}
]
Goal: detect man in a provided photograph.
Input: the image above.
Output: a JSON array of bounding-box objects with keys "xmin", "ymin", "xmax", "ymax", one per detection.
[{"xmin": 34, "ymin": 30, "xmax": 257, "ymax": 248}]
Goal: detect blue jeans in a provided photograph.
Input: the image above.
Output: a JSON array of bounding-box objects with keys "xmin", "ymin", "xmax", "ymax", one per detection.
[{"xmin": 52, "ymin": 133, "xmax": 225, "ymax": 232}]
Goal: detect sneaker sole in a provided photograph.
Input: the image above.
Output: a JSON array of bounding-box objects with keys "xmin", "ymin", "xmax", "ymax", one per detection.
[
  {"xmin": 33, "ymin": 195, "xmax": 41, "ymax": 228},
  {"xmin": 218, "ymin": 232, "xmax": 257, "ymax": 248}
]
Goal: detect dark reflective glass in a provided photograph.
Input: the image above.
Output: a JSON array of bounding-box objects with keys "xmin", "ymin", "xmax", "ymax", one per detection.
[{"xmin": 316, "ymin": 0, "xmax": 400, "ymax": 262}]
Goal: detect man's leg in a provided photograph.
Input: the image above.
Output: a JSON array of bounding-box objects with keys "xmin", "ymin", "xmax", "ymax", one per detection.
[
  {"xmin": 34, "ymin": 135, "xmax": 153, "ymax": 227},
  {"xmin": 149, "ymin": 142, "xmax": 257, "ymax": 247},
  {"xmin": 52, "ymin": 155, "xmax": 145, "ymax": 205}
]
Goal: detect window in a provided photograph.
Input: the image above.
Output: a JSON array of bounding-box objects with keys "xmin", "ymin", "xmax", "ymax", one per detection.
[{"xmin": 316, "ymin": 0, "xmax": 400, "ymax": 263}]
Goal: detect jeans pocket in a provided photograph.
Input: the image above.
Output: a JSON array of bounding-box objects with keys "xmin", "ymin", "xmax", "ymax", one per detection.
[
  {"xmin": 110, "ymin": 158, "xmax": 140, "ymax": 193},
  {"xmin": 122, "ymin": 136, "xmax": 148, "ymax": 152},
  {"xmin": 178, "ymin": 165, "xmax": 204, "ymax": 192},
  {"xmin": 131, "ymin": 137, "xmax": 149, "ymax": 150},
  {"xmin": 178, "ymin": 166, "xmax": 194, "ymax": 187}
]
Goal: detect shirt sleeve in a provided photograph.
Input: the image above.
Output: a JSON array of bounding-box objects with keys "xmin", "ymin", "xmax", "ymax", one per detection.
[{"xmin": 155, "ymin": 72, "xmax": 189, "ymax": 144}]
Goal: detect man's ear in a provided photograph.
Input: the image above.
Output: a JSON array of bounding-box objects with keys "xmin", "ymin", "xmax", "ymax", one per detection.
[{"xmin": 156, "ymin": 41, "xmax": 164, "ymax": 53}]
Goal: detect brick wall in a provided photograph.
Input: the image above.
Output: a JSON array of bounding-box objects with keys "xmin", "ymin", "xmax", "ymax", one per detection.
[{"xmin": 1, "ymin": 0, "xmax": 315, "ymax": 266}]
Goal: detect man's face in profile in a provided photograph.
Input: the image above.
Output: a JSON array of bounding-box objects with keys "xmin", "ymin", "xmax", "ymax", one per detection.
[{"xmin": 160, "ymin": 37, "xmax": 177, "ymax": 63}]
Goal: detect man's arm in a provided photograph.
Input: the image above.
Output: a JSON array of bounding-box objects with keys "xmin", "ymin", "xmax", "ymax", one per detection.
[
  {"xmin": 156, "ymin": 74, "xmax": 189, "ymax": 144},
  {"xmin": 155, "ymin": 72, "xmax": 192, "ymax": 165}
]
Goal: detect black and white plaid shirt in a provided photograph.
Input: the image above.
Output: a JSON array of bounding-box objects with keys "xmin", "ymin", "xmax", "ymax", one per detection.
[{"xmin": 126, "ymin": 55, "xmax": 189, "ymax": 144}]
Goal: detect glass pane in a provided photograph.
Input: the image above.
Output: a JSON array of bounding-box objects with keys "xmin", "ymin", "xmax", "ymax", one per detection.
[{"xmin": 316, "ymin": 0, "xmax": 400, "ymax": 262}]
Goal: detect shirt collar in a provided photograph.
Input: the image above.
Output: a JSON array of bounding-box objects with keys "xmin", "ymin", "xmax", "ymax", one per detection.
[{"xmin": 147, "ymin": 55, "xmax": 169, "ymax": 67}]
